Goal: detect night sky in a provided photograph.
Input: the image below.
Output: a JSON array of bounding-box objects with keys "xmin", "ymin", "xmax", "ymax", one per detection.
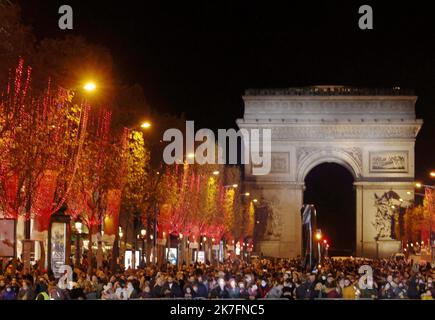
[{"xmin": 18, "ymin": 1, "xmax": 435, "ymax": 253}]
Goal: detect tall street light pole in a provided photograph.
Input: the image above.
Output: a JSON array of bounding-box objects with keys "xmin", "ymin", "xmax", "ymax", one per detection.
[
  {"xmin": 140, "ymin": 228, "xmax": 146, "ymax": 266},
  {"xmin": 74, "ymin": 218, "xmax": 83, "ymax": 267}
]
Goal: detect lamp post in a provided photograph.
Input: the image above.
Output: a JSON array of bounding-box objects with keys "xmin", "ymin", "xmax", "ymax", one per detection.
[
  {"xmin": 140, "ymin": 229, "xmax": 146, "ymax": 265},
  {"xmin": 74, "ymin": 218, "xmax": 83, "ymax": 267},
  {"xmin": 315, "ymin": 229, "xmax": 322, "ymax": 265},
  {"xmin": 119, "ymin": 227, "xmax": 124, "ymax": 266}
]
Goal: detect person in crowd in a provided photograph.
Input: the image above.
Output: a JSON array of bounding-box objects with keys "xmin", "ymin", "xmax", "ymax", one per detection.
[
  {"xmin": 17, "ymin": 280, "xmax": 35, "ymax": 300},
  {"xmin": 193, "ymin": 275, "xmax": 208, "ymax": 298},
  {"xmin": 341, "ymin": 277, "xmax": 356, "ymax": 300},
  {"xmin": 141, "ymin": 284, "xmax": 152, "ymax": 299},
  {"xmin": 163, "ymin": 275, "xmax": 183, "ymax": 298},
  {"xmin": 265, "ymin": 281, "xmax": 284, "ymax": 299},
  {"xmin": 210, "ymin": 277, "xmax": 229, "ymax": 299},
  {"xmin": 0, "ymin": 255, "xmax": 433, "ymax": 300},
  {"xmin": 258, "ymin": 277, "xmax": 271, "ymax": 298},
  {"xmin": 184, "ymin": 286, "xmax": 193, "ymax": 298},
  {"xmin": 238, "ymin": 281, "xmax": 250, "ymax": 299},
  {"xmin": 151, "ymin": 276, "xmax": 165, "ymax": 298},
  {"xmin": 226, "ymin": 278, "xmax": 240, "ymax": 298}
]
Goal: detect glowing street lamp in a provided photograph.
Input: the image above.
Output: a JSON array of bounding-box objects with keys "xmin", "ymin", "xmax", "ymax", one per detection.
[
  {"xmin": 140, "ymin": 229, "xmax": 146, "ymax": 237},
  {"xmin": 243, "ymin": 192, "xmax": 250, "ymax": 196},
  {"xmin": 430, "ymin": 171, "xmax": 435, "ymax": 177},
  {"xmin": 74, "ymin": 219, "xmax": 83, "ymax": 266},
  {"xmin": 415, "ymin": 182, "xmax": 422, "ymax": 188},
  {"xmin": 315, "ymin": 231, "xmax": 322, "ymax": 241},
  {"xmin": 212, "ymin": 171, "xmax": 219, "ymax": 176},
  {"xmin": 83, "ymin": 82, "xmax": 96, "ymax": 92},
  {"xmin": 140, "ymin": 121, "xmax": 151, "ymax": 129},
  {"xmin": 74, "ymin": 220, "xmax": 83, "ymax": 234},
  {"xmin": 232, "ymin": 184, "xmax": 238, "ymax": 188}
]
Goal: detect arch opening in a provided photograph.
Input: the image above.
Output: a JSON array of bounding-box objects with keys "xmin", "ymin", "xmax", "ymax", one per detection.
[{"xmin": 304, "ymin": 162, "xmax": 356, "ymax": 256}]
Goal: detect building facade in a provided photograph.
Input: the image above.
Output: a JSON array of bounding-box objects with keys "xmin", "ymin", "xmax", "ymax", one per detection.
[{"xmin": 237, "ymin": 86, "xmax": 422, "ymax": 258}]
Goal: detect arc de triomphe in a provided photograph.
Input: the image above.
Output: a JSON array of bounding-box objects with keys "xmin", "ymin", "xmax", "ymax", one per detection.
[{"xmin": 237, "ymin": 86, "xmax": 422, "ymax": 259}]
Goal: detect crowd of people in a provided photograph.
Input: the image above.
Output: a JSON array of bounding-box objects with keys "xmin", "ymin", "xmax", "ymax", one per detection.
[{"xmin": 0, "ymin": 256, "xmax": 433, "ymax": 300}]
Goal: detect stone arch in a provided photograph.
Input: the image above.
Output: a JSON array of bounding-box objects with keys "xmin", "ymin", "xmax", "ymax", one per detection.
[
  {"xmin": 297, "ymin": 149, "xmax": 362, "ymax": 182},
  {"xmin": 237, "ymin": 88, "xmax": 421, "ymax": 259}
]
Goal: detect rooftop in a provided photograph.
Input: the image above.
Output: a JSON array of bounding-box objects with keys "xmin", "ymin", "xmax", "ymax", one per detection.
[{"xmin": 245, "ymin": 86, "xmax": 414, "ymax": 96}]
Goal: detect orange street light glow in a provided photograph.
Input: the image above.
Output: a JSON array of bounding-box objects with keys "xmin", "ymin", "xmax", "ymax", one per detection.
[
  {"xmin": 141, "ymin": 121, "xmax": 151, "ymax": 129},
  {"xmin": 83, "ymin": 82, "xmax": 96, "ymax": 92},
  {"xmin": 430, "ymin": 171, "xmax": 435, "ymax": 177},
  {"xmin": 212, "ymin": 171, "xmax": 219, "ymax": 175},
  {"xmin": 232, "ymin": 184, "xmax": 238, "ymax": 188},
  {"xmin": 415, "ymin": 182, "xmax": 422, "ymax": 188}
]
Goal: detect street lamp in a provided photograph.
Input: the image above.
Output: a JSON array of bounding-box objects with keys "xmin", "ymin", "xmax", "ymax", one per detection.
[
  {"xmin": 430, "ymin": 171, "xmax": 435, "ymax": 178},
  {"xmin": 140, "ymin": 121, "xmax": 151, "ymax": 129},
  {"xmin": 315, "ymin": 230, "xmax": 322, "ymax": 264},
  {"xmin": 74, "ymin": 218, "xmax": 82, "ymax": 267},
  {"xmin": 83, "ymin": 81, "xmax": 96, "ymax": 92},
  {"xmin": 212, "ymin": 171, "xmax": 219, "ymax": 176},
  {"xmin": 140, "ymin": 229, "xmax": 146, "ymax": 265},
  {"xmin": 315, "ymin": 231, "xmax": 322, "ymax": 241}
]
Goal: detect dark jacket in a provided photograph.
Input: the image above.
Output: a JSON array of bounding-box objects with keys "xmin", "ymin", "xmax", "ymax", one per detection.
[
  {"xmin": 194, "ymin": 283, "xmax": 208, "ymax": 298},
  {"xmin": 151, "ymin": 284, "xmax": 164, "ymax": 298},
  {"xmin": 162, "ymin": 282, "xmax": 183, "ymax": 298},
  {"xmin": 227, "ymin": 287, "xmax": 240, "ymax": 299},
  {"xmin": 210, "ymin": 286, "xmax": 229, "ymax": 299},
  {"xmin": 18, "ymin": 287, "xmax": 35, "ymax": 300},
  {"xmin": 407, "ymin": 276, "xmax": 420, "ymax": 299}
]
